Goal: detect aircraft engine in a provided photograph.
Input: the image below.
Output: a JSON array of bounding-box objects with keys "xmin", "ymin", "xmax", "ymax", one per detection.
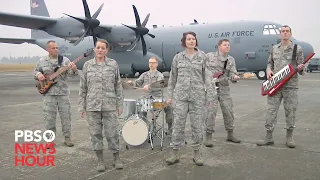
[
  {"xmin": 121, "ymin": 5, "xmax": 155, "ymax": 56},
  {"xmin": 45, "ymin": 18, "xmax": 86, "ymax": 40},
  {"xmin": 61, "ymin": 0, "xmax": 105, "ymax": 46}
]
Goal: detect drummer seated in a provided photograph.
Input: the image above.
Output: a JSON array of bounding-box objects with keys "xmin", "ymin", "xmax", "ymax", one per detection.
[{"xmin": 126, "ymin": 57, "xmax": 174, "ymax": 134}]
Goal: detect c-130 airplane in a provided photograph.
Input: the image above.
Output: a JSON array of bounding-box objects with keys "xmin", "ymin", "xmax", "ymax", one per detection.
[{"xmin": 0, "ymin": 0, "xmax": 315, "ymax": 80}]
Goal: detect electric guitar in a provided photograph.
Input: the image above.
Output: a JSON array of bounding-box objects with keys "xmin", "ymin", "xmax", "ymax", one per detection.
[{"xmin": 36, "ymin": 49, "xmax": 93, "ymax": 94}]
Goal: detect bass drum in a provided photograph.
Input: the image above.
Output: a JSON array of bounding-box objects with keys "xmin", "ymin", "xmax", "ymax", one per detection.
[{"xmin": 121, "ymin": 114, "xmax": 149, "ymax": 146}]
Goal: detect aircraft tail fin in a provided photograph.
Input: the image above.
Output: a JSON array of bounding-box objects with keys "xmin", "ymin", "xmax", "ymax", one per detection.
[
  {"xmin": 30, "ymin": 0, "xmax": 53, "ymax": 39},
  {"xmin": 30, "ymin": 0, "xmax": 49, "ymax": 17}
]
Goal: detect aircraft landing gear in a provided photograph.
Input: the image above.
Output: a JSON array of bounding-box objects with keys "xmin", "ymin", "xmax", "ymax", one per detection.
[{"xmin": 255, "ymin": 70, "xmax": 267, "ymax": 80}]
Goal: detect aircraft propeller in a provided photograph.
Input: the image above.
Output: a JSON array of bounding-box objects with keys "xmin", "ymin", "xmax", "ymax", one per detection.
[
  {"xmin": 63, "ymin": 0, "xmax": 104, "ymax": 46},
  {"xmin": 121, "ymin": 5, "xmax": 155, "ymax": 56}
]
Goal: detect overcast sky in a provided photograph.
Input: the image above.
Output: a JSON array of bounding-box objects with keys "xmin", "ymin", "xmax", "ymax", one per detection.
[{"xmin": 0, "ymin": 0, "xmax": 319, "ymax": 58}]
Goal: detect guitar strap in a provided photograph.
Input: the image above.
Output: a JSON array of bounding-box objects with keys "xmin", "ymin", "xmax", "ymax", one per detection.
[
  {"xmin": 291, "ymin": 44, "xmax": 297, "ymax": 67},
  {"xmin": 222, "ymin": 58, "xmax": 228, "ymax": 74},
  {"xmin": 58, "ymin": 55, "xmax": 63, "ymax": 66},
  {"xmin": 270, "ymin": 44, "xmax": 297, "ymax": 67}
]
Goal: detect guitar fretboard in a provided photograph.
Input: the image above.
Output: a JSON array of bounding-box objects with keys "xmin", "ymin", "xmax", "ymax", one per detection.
[{"xmin": 49, "ymin": 55, "xmax": 84, "ymax": 80}]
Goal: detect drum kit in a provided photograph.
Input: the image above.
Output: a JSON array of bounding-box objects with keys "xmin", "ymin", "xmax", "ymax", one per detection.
[{"xmin": 120, "ymin": 80, "xmax": 169, "ymax": 150}]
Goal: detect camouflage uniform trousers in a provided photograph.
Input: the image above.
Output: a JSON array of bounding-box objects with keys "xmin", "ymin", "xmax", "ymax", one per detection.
[
  {"xmin": 205, "ymin": 86, "xmax": 235, "ymax": 133},
  {"xmin": 43, "ymin": 95, "xmax": 72, "ymax": 138},
  {"xmin": 86, "ymin": 111, "xmax": 120, "ymax": 153},
  {"xmin": 265, "ymin": 88, "xmax": 298, "ymax": 131},
  {"xmin": 170, "ymin": 98, "xmax": 206, "ymax": 150}
]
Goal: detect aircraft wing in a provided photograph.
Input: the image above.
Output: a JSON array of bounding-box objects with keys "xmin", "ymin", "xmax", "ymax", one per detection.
[
  {"xmin": 0, "ymin": 11, "xmax": 56, "ymax": 29},
  {"xmin": 0, "ymin": 38, "xmax": 36, "ymax": 44}
]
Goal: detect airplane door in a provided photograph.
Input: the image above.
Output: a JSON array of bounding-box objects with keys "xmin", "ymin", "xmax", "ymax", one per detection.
[{"xmin": 161, "ymin": 42, "xmax": 176, "ymax": 70}]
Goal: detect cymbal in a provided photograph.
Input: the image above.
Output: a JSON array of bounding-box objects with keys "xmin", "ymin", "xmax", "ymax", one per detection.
[{"xmin": 149, "ymin": 80, "xmax": 168, "ymax": 89}]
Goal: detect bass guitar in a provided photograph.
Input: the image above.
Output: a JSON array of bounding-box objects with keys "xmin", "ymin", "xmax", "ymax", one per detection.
[{"xmin": 36, "ymin": 49, "xmax": 93, "ymax": 94}]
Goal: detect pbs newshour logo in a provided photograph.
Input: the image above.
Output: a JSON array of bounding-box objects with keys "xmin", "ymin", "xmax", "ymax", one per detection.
[{"xmin": 14, "ymin": 130, "xmax": 56, "ymax": 167}]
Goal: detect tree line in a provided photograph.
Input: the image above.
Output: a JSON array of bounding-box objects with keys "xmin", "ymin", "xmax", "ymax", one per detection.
[{"xmin": 0, "ymin": 56, "xmax": 42, "ymax": 64}]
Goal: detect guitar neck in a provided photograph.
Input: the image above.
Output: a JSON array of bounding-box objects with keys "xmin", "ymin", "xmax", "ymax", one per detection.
[{"xmin": 49, "ymin": 55, "xmax": 84, "ymax": 80}]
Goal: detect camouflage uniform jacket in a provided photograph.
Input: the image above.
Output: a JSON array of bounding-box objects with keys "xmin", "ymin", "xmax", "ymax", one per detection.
[
  {"xmin": 267, "ymin": 41, "xmax": 305, "ymax": 88},
  {"xmin": 133, "ymin": 70, "xmax": 164, "ymax": 98},
  {"xmin": 78, "ymin": 57, "xmax": 124, "ymax": 112},
  {"xmin": 167, "ymin": 49, "xmax": 216, "ymax": 101},
  {"xmin": 33, "ymin": 55, "xmax": 78, "ymax": 95},
  {"xmin": 205, "ymin": 51, "xmax": 238, "ymax": 87}
]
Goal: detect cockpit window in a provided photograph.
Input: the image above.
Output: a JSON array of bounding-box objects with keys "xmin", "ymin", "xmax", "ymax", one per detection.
[{"xmin": 263, "ymin": 24, "xmax": 280, "ymax": 35}]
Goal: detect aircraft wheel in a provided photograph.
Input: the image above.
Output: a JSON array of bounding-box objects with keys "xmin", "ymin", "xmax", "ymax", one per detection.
[{"xmin": 256, "ymin": 70, "xmax": 267, "ymax": 80}]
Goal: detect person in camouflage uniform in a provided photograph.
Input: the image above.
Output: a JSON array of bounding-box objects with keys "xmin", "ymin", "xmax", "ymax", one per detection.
[
  {"xmin": 33, "ymin": 40, "xmax": 77, "ymax": 147},
  {"xmin": 165, "ymin": 31, "xmax": 216, "ymax": 166},
  {"xmin": 257, "ymin": 25, "xmax": 306, "ymax": 148},
  {"xmin": 78, "ymin": 39, "xmax": 124, "ymax": 171},
  {"xmin": 204, "ymin": 39, "xmax": 241, "ymax": 147},
  {"xmin": 127, "ymin": 57, "xmax": 174, "ymax": 134}
]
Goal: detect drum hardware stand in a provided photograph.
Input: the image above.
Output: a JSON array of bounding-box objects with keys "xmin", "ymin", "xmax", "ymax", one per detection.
[{"xmin": 148, "ymin": 83, "xmax": 167, "ymax": 151}]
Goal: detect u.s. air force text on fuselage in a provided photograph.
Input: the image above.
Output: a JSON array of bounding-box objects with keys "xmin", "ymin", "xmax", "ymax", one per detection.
[{"xmin": 208, "ymin": 31, "xmax": 254, "ymax": 39}]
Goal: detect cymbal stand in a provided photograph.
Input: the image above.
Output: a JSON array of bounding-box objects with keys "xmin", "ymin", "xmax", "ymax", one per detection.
[{"xmin": 148, "ymin": 84, "xmax": 167, "ymax": 151}]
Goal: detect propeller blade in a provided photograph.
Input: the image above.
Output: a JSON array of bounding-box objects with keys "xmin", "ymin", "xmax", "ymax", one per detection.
[
  {"xmin": 147, "ymin": 33, "xmax": 155, "ymax": 38},
  {"xmin": 141, "ymin": 13, "xmax": 150, "ymax": 27},
  {"xmin": 141, "ymin": 36, "xmax": 147, "ymax": 56},
  {"xmin": 121, "ymin": 24, "xmax": 138, "ymax": 32},
  {"xmin": 64, "ymin": 13, "xmax": 87, "ymax": 24},
  {"xmin": 132, "ymin": 5, "xmax": 141, "ymax": 26},
  {"xmin": 73, "ymin": 27, "xmax": 90, "ymax": 46},
  {"xmin": 82, "ymin": 0, "xmax": 91, "ymax": 18},
  {"xmin": 91, "ymin": 29, "xmax": 98, "ymax": 46},
  {"xmin": 92, "ymin": 3, "xmax": 104, "ymax": 19},
  {"xmin": 127, "ymin": 35, "xmax": 140, "ymax": 50}
]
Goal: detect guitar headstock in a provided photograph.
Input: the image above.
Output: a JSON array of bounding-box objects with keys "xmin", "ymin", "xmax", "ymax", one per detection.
[{"xmin": 84, "ymin": 48, "xmax": 94, "ymax": 57}]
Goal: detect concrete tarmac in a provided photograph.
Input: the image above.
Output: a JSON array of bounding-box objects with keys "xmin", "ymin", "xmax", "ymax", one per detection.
[{"xmin": 0, "ymin": 71, "xmax": 319, "ymax": 180}]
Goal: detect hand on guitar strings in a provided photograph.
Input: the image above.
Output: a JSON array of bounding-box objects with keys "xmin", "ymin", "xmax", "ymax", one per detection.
[
  {"xmin": 267, "ymin": 70, "xmax": 274, "ymax": 80},
  {"xmin": 68, "ymin": 62, "xmax": 77, "ymax": 71},
  {"xmin": 297, "ymin": 64, "xmax": 305, "ymax": 71},
  {"xmin": 37, "ymin": 73, "xmax": 46, "ymax": 81},
  {"xmin": 233, "ymin": 75, "xmax": 240, "ymax": 81}
]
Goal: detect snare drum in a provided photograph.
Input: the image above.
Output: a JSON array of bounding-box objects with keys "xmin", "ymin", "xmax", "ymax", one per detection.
[
  {"xmin": 121, "ymin": 114, "xmax": 149, "ymax": 146},
  {"xmin": 137, "ymin": 98, "xmax": 152, "ymax": 112},
  {"xmin": 123, "ymin": 99, "xmax": 137, "ymax": 119},
  {"xmin": 152, "ymin": 98, "xmax": 167, "ymax": 110}
]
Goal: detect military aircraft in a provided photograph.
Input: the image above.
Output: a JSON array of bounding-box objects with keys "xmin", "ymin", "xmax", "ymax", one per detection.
[{"xmin": 0, "ymin": 0, "xmax": 315, "ymax": 80}]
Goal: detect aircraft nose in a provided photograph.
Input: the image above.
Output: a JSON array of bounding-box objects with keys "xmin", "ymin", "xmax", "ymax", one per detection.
[{"xmin": 298, "ymin": 41, "xmax": 315, "ymax": 59}]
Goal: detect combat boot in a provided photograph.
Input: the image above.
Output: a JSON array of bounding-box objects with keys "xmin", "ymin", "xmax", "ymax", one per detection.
[
  {"xmin": 257, "ymin": 131, "xmax": 274, "ymax": 146},
  {"xmin": 204, "ymin": 132, "xmax": 213, "ymax": 147},
  {"xmin": 64, "ymin": 137, "xmax": 74, "ymax": 147},
  {"xmin": 226, "ymin": 131, "xmax": 241, "ymax": 143},
  {"xmin": 286, "ymin": 129, "xmax": 296, "ymax": 148},
  {"xmin": 193, "ymin": 150, "xmax": 203, "ymax": 166},
  {"xmin": 113, "ymin": 152, "xmax": 124, "ymax": 169},
  {"xmin": 95, "ymin": 150, "xmax": 105, "ymax": 172},
  {"xmin": 166, "ymin": 149, "xmax": 179, "ymax": 165}
]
